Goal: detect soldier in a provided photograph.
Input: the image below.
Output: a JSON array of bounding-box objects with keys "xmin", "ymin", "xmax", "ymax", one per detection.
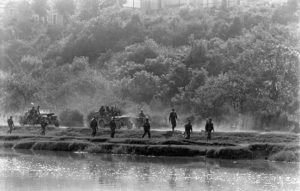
[
  {"xmin": 205, "ymin": 118, "xmax": 214, "ymax": 141},
  {"xmin": 106, "ymin": 106, "xmax": 110, "ymax": 115},
  {"xmin": 40, "ymin": 117, "xmax": 48, "ymax": 135},
  {"xmin": 169, "ymin": 108, "xmax": 178, "ymax": 132},
  {"xmin": 111, "ymin": 106, "xmax": 119, "ymax": 117},
  {"xmin": 138, "ymin": 110, "xmax": 146, "ymax": 118},
  {"xmin": 142, "ymin": 118, "xmax": 151, "ymax": 139},
  {"xmin": 36, "ymin": 106, "xmax": 41, "ymax": 115},
  {"xmin": 90, "ymin": 117, "xmax": 98, "ymax": 137},
  {"xmin": 184, "ymin": 120, "xmax": 193, "ymax": 139},
  {"xmin": 114, "ymin": 107, "xmax": 121, "ymax": 116},
  {"xmin": 99, "ymin": 106, "xmax": 105, "ymax": 117},
  {"xmin": 109, "ymin": 117, "xmax": 117, "ymax": 138},
  {"xmin": 29, "ymin": 107, "xmax": 36, "ymax": 120},
  {"xmin": 30, "ymin": 107, "xmax": 35, "ymax": 114},
  {"xmin": 111, "ymin": 106, "xmax": 116, "ymax": 117},
  {"xmin": 137, "ymin": 110, "xmax": 146, "ymax": 128},
  {"xmin": 7, "ymin": 116, "xmax": 14, "ymax": 134}
]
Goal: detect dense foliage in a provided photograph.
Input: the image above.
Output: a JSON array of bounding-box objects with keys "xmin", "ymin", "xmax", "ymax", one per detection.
[{"xmin": 0, "ymin": 0, "xmax": 299, "ymax": 130}]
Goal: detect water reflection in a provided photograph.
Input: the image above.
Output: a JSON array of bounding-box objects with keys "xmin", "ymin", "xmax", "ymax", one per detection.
[
  {"xmin": 169, "ymin": 168, "xmax": 176, "ymax": 188},
  {"xmin": 141, "ymin": 166, "xmax": 151, "ymax": 182},
  {"xmin": 184, "ymin": 168, "xmax": 192, "ymax": 185},
  {"xmin": 0, "ymin": 149, "xmax": 299, "ymax": 191},
  {"xmin": 205, "ymin": 165, "xmax": 213, "ymax": 191}
]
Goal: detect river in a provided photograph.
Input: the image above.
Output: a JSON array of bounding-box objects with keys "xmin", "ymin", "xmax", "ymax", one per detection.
[{"xmin": 0, "ymin": 149, "xmax": 299, "ymax": 191}]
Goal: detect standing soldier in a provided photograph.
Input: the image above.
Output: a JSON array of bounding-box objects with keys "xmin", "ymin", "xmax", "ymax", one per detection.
[
  {"xmin": 36, "ymin": 106, "xmax": 41, "ymax": 115},
  {"xmin": 142, "ymin": 118, "xmax": 151, "ymax": 139},
  {"xmin": 184, "ymin": 120, "xmax": 193, "ymax": 139},
  {"xmin": 7, "ymin": 116, "xmax": 14, "ymax": 134},
  {"xmin": 90, "ymin": 117, "xmax": 98, "ymax": 137},
  {"xmin": 29, "ymin": 107, "xmax": 36, "ymax": 121},
  {"xmin": 40, "ymin": 117, "xmax": 48, "ymax": 135},
  {"xmin": 99, "ymin": 106, "xmax": 105, "ymax": 117},
  {"xmin": 205, "ymin": 118, "xmax": 214, "ymax": 141},
  {"xmin": 169, "ymin": 108, "xmax": 178, "ymax": 132},
  {"xmin": 106, "ymin": 106, "xmax": 110, "ymax": 115},
  {"xmin": 138, "ymin": 110, "xmax": 146, "ymax": 118},
  {"xmin": 137, "ymin": 110, "xmax": 146, "ymax": 128},
  {"xmin": 109, "ymin": 117, "xmax": 117, "ymax": 138},
  {"xmin": 30, "ymin": 107, "xmax": 36, "ymax": 115}
]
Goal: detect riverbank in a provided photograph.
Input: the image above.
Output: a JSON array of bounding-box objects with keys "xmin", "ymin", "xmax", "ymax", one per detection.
[{"xmin": 0, "ymin": 125, "xmax": 299, "ymax": 162}]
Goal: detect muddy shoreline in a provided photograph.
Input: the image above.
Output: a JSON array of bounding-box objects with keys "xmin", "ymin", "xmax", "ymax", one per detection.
[{"xmin": 0, "ymin": 126, "xmax": 299, "ymax": 162}]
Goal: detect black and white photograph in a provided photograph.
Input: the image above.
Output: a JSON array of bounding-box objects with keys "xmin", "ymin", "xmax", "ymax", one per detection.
[{"xmin": 0, "ymin": 0, "xmax": 299, "ymax": 190}]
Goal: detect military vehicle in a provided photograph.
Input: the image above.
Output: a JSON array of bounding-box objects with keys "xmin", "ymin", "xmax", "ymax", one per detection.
[
  {"xmin": 88, "ymin": 105, "xmax": 153, "ymax": 129},
  {"xmin": 19, "ymin": 109, "xmax": 59, "ymax": 127},
  {"xmin": 87, "ymin": 111, "xmax": 135, "ymax": 129}
]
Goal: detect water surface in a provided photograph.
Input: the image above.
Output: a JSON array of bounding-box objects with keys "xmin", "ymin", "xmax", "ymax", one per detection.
[{"xmin": 0, "ymin": 149, "xmax": 299, "ymax": 191}]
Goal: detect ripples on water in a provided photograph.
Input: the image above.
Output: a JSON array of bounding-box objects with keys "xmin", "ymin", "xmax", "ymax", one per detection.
[{"xmin": 0, "ymin": 149, "xmax": 299, "ymax": 191}]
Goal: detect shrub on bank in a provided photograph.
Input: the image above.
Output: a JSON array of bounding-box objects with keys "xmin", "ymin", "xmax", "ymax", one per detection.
[{"xmin": 59, "ymin": 109, "xmax": 84, "ymax": 127}]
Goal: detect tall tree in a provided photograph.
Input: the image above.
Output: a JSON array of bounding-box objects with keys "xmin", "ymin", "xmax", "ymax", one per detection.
[{"xmin": 2, "ymin": 74, "xmax": 39, "ymax": 111}]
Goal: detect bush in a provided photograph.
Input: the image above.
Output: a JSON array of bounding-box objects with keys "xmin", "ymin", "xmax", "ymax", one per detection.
[{"xmin": 59, "ymin": 109, "xmax": 84, "ymax": 127}]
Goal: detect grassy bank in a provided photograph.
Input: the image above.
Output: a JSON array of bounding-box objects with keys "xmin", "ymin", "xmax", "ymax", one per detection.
[{"xmin": 0, "ymin": 125, "xmax": 299, "ymax": 162}]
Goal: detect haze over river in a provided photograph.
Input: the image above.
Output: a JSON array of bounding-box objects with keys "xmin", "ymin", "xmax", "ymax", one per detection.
[{"xmin": 0, "ymin": 149, "xmax": 299, "ymax": 191}]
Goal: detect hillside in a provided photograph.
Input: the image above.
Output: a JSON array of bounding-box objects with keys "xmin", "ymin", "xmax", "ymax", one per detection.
[{"xmin": 0, "ymin": 0, "xmax": 299, "ymax": 131}]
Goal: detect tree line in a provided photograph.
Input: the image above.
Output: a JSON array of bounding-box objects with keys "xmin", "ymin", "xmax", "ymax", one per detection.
[{"xmin": 0, "ymin": 0, "xmax": 299, "ymax": 130}]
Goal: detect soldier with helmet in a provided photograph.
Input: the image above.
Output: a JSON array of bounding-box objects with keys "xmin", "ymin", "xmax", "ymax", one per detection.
[
  {"xmin": 184, "ymin": 119, "xmax": 193, "ymax": 139},
  {"xmin": 36, "ymin": 106, "xmax": 41, "ymax": 115},
  {"xmin": 90, "ymin": 117, "xmax": 98, "ymax": 137},
  {"xmin": 142, "ymin": 118, "xmax": 151, "ymax": 139},
  {"xmin": 40, "ymin": 117, "xmax": 48, "ymax": 135},
  {"xmin": 169, "ymin": 108, "xmax": 178, "ymax": 132},
  {"xmin": 109, "ymin": 117, "xmax": 117, "ymax": 138},
  {"xmin": 205, "ymin": 118, "xmax": 214, "ymax": 141},
  {"xmin": 29, "ymin": 107, "xmax": 36, "ymax": 121},
  {"xmin": 7, "ymin": 116, "xmax": 14, "ymax": 134},
  {"xmin": 137, "ymin": 109, "xmax": 146, "ymax": 128},
  {"xmin": 99, "ymin": 106, "xmax": 106, "ymax": 117}
]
